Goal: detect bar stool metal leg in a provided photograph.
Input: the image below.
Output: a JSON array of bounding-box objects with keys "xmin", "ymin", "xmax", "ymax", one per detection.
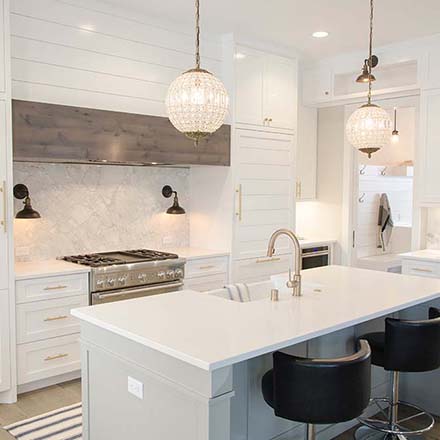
[
  {"xmin": 306, "ymin": 424, "xmax": 315, "ymax": 440},
  {"xmin": 354, "ymin": 370, "xmax": 435, "ymax": 440}
]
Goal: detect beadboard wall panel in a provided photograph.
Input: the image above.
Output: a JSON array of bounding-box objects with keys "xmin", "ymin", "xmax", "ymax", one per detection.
[{"xmin": 10, "ymin": 0, "xmax": 223, "ymax": 116}]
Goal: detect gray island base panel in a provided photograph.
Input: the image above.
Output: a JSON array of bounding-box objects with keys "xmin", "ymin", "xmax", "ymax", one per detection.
[{"xmin": 73, "ymin": 266, "xmax": 440, "ymax": 440}]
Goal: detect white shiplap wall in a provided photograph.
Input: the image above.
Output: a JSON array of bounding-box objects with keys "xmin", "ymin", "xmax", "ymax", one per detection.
[
  {"xmin": 357, "ymin": 166, "xmax": 413, "ymax": 257},
  {"xmin": 10, "ymin": 0, "xmax": 223, "ymax": 116}
]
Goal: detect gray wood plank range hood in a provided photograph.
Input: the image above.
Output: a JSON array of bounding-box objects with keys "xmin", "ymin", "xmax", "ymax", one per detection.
[{"xmin": 12, "ymin": 100, "xmax": 231, "ymax": 167}]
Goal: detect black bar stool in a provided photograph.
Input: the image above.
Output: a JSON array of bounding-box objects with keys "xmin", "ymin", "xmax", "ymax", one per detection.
[
  {"xmin": 261, "ymin": 340, "xmax": 371, "ymax": 440},
  {"xmin": 355, "ymin": 307, "xmax": 440, "ymax": 440}
]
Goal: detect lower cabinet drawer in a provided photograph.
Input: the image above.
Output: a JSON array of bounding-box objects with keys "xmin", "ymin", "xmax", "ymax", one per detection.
[
  {"xmin": 16, "ymin": 273, "xmax": 89, "ymax": 304},
  {"xmin": 17, "ymin": 334, "xmax": 81, "ymax": 385},
  {"xmin": 184, "ymin": 273, "xmax": 228, "ymax": 292},
  {"xmin": 17, "ymin": 295, "xmax": 88, "ymax": 344},
  {"xmin": 185, "ymin": 256, "xmax": 229, "ymax": 278},
  {"xmin": 402, "ymin": 260, "xmax": 440, "ymax": 278},
  {"xmin": 232, "ymin": 255, "xmax": 290, "ymax": 283}
]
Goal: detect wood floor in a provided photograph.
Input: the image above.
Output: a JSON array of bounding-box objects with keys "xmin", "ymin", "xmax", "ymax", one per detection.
[
  {"xmin": 0, "ymin": 380, "xmax": 438, "ymax": 439},
  {"xmin": 0, "ymin": 380, "xmax": 81, "ymax": 440}
]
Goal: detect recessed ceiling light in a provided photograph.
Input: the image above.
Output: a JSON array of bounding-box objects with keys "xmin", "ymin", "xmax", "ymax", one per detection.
[
  {"xmin": 312, "ymin": 31, "xmax": 329, "ymax": 38},
  {"xmin": 234, "ymin": 52, "xmax": 247, "ymax": 60}
]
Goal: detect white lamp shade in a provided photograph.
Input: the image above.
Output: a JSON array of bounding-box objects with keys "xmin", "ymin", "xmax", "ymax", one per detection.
[
  {"xmin": 346, "ymin": 103, "xmax": 392, "ymax": 157},
  {"xmin": 166, "ymin": 68, "xmax": 229, "ymax": 142}
]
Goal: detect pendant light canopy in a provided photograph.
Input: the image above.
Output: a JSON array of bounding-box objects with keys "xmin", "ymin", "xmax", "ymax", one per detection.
[
  {"xmin": 346, "ymin": 0, "xmax": 391, "ymax": 158},
  {"xmin": 165, "ymin": 0, "xmax": 229, "ymax": 144}
]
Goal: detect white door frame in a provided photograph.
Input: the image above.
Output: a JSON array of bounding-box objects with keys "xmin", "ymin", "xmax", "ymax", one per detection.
[{"xmin": 341, "ymin": 93, "xmax": 420, "ymax": 267}]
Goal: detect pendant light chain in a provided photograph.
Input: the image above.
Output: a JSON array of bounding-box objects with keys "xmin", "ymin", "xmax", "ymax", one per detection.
[
  {"xmin": 195, "ymin": 0, "xmax": 201, "ymax": 69},
  {"xmin": 345, "ymin": 0, "xmax": 391, "ymax": 158},
  {"xmin": 367, "ymin": 0, "xmax": 374, "ymax": 104}
]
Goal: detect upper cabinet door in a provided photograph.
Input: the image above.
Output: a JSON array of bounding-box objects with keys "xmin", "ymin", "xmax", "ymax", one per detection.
[
  {"xmin": 302, "ymin": 66, "xmax": 332, "ymax": 105},
  {"xmin": 0, "ymin": 100, "xmax": 8, "ymax": 291},
  {"xmin": 263, "ymin": 56, "xmax": 297, "ymax": 130},
  {"xmin": 419, "ymin": 90, "xmax": 440, "ymax": 204},
  {"xmin": 0, "ymin": 0, "xmax": 5, "ymax": 95},
  {"xmin": 235, "ymin": 48, "xmax": 264, "ymax": 127},
  {"xmin": 235, "ymin": 47, "xmax": 297, "ymax": 131}
]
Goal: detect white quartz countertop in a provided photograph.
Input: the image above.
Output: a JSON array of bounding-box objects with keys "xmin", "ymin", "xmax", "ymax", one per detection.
[
  {"xmin": 72, "ymin": 265, "xmax": 440, "ymax": 371},
  {"xmin": 15, "ymin": 260, "xmax": 91, "ymax": 280},
  {"xmin": 163, "ymin": 247, "xmax": 229, "ymax": 260},
  {"xmin": 400, "ymin": 249, "xmax": 440, "ymax": 262},
  {"xmin": 298, "ymin": 238, "xmax": 336, "ymax": 248}
]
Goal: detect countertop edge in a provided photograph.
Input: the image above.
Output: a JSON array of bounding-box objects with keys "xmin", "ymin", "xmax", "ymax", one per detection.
[{"xmin": 71, "ymin": 285, "xmax": 440, "ymax": 372}]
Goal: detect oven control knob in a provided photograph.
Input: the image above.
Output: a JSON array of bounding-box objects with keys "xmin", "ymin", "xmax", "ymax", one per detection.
[
  {"xmin": 118, "ymin": 276, "xmax": 127, "ymax": 285},
  {"xmin": 174, "ymin": 268, "xmax": 183, "ymax": 278},
  {"xmin": 107, "ymin": 278, "xmax": 116, "ymax": 287},
  {"xmin": 166, "ymin": 270, "xmax": 175, "ymax": 279},
  {"xmin": 96, "ymin": 280, "xmax": 104, "ymax": 289},
  {"xmin": 137, "ymin": 273, "xmax": 147, "ymax": 282},
  {"xmin": 157, "ymin": 271, "xmax": 166, "ymax": 280}
]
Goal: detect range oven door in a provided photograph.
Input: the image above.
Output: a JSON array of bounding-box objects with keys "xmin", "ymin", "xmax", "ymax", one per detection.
[
  {"xmin": 91, "ymin": 280, "xmax": 184, "ymax": 305},
  {"xmin": 301, "ymin": 246, "xmax": 330, "ymax": 270}
]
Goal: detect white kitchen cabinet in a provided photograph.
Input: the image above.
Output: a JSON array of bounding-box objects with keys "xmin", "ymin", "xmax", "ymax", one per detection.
[
  {"xmin": 296, "ymin": 104, "xmax": 317, "ymax": 200},
  {"xmin": 418, "ymin": 89, "xmax": 440, "ymax": 205},
  {"xmin": 302, "ymin": 65, "xmax": 332, "ymax": 106},
  {"xmin": 183, "ymin": 256, "xmax": 229, "ymax": 292},
  {"xmin": 15, "ymin": 273, "xmax": 88, "ymax": 388},
  {"xmin": 422, "ymin": 46, "xmax": 440, "ymax": 90},
  {"xmin": 0, "ymin": 100, "xmax": 8, "ymax": 290},
  {"xmin": 233, "ymin": 129, "xmax": 295, "ymax": 271},
  {"xmin": 0, "ymin": 290, "xmax": 11, "ymax": 392},
  {"xmin": 235, "ymin": 46, "xmax": 297, "ymax": 130},
  {"xmin": 0, "ymin": 0, "xmax": 5, "ymax": 94}
]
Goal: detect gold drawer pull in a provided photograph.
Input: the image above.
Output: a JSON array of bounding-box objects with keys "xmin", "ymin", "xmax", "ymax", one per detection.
[
  {"xmin": 199, "ymin": 265, "xmax": 216, "ymax": 270},
  {"xmin": 44, "ymin": 353, "xmax": 69, "ymax": 362},
  {"xmin": 412, "ymin": 268, "xmax": 433, "ymax": 273},
  {"xmin": 44, "ymin": 285, "xmax": 68, "ymax": 291},
  {"xmin": 256, "ymin": 257, "xmax": 281, "ymax": 264},
  {"xmin": 44, "ymin": 315, "xmax": 68, "ymax": 322}
]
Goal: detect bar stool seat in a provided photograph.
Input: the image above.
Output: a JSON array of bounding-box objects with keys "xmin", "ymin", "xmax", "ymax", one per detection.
[
  {"xmin": 355, "ymin": 307, "xmax": 440, "ymax": 440},
  {"xmin": 261, "ymin": 340, "xmax": 371, "ymax": 439}
]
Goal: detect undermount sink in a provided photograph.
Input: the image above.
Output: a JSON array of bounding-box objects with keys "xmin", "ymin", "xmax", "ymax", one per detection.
[{"xmin": 207, "ymin": 274, "xmax": 324, "ymax": 303}]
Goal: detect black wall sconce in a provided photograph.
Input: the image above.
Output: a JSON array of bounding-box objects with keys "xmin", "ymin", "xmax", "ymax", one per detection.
[
  {"xmin": 13, "ymin": 184, "xmax": 41, "ymax": 219},
  {"xmin": 162, "ymin": 185, "xmax": 185, "ymax": 215}
]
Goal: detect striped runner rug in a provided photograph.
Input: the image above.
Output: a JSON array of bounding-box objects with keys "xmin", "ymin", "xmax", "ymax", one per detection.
[{"xmin": 4, "ymin": 402, "xmax": 82, "ymax": 440}]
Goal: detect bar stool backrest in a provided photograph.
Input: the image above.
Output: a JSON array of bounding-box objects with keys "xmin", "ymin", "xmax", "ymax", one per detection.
[
  {"xmin": 272, "ymin": 340, "xmax": 371, "ymax": 424},
  {"xmin": 385, "ymin": 307, "xmax": 440, "ymax": 372}
]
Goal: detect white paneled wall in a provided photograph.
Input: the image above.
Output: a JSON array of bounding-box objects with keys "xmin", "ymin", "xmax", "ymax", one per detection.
[
  {"xmin": 10, "ymin": 0, "xmax": 223, "ymax": 116},
  {"xmin": 357, "ymin": 166, "xmax": 413, "ymax": 258}
]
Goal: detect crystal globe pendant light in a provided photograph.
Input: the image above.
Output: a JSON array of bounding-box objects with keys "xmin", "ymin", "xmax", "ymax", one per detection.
[
  {"xmin": 165, "ymin": 0, "xmax": 229, "ymax": 145},
  {"xmin": 346, "ymin": 0, "xmax": 391, "ymax": 158}
]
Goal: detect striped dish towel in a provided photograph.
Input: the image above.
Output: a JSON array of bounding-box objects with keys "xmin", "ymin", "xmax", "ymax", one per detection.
[
  {"xmin": 225, "ymin": 283, "xmax": 251, "ymax": 302},
  {"xmin": 4, "ymin": 402, "xmax": 82, "ymax": 440}
]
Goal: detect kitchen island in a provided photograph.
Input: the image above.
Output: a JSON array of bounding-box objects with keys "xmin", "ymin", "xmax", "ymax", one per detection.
[{"xmin": 72, "ymin": 265, "xmax": 440, "ymax": 440}]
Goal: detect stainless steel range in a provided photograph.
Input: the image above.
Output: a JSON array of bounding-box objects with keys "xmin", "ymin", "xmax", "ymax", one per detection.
[{"xmin": 62, "ymin": 249, "xmax": 185, "ymax": 305}]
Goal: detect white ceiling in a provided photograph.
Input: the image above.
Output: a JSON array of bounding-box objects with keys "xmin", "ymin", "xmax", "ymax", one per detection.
[{"xmin": 102, "ymin": 0, "xmax": 440, "ymax": 60}]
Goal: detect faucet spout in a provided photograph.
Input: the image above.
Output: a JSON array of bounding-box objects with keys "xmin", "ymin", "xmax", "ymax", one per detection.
[{"xmin": 266, "ymin": 229, "xmax": 302, "ymax": 296}]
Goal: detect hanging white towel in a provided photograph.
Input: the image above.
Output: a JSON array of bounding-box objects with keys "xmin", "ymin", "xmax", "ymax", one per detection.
[
  {"xmin": 378, "ymin": 193, "xmax": 394, "ymax": 251},
  {"xmin": 225, "ymin": 284, "xmax": 251, "ymax": 302}
]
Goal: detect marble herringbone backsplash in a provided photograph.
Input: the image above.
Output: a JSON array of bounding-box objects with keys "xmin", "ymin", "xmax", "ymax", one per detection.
[{"xmin": 13, "ymin": 163, "xmax": 190, "ymax": 261}]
